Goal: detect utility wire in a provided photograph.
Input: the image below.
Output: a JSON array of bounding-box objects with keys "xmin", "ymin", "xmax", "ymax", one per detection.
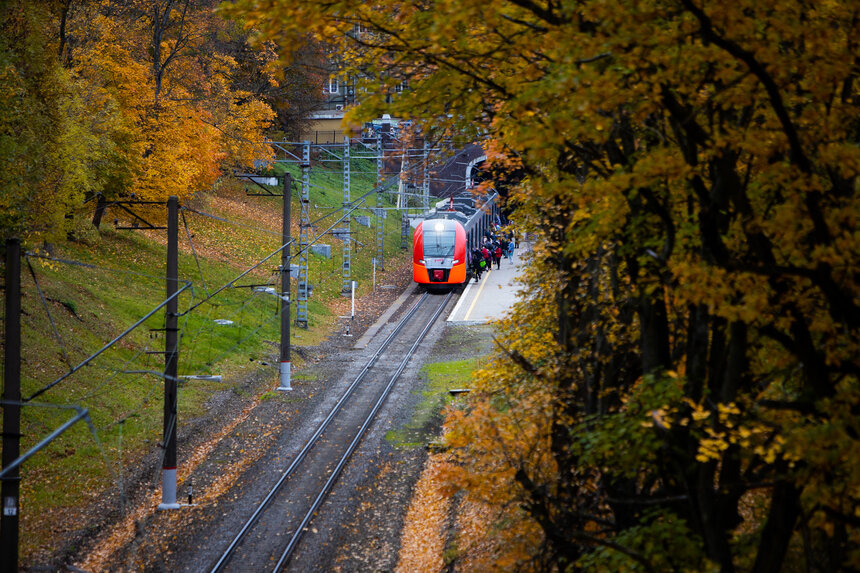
[
  {"xmin": 181, "ymin": 206, "xmax": 284, "ymax": 237},
  {"xmin": 24, "ymin": 253, "xmax": 181, "ymax": 283},
  {"xmin": 0, "ymin": 401, "xmax": 123, "ymax": 510},
  {"xmin": 25, "ymin": 257, "xmax": 74, "ymax": 370},
  {"xmin": 202, "ymin": 303, "xmax": 284, "ymax": 367},
  {"xmin": 182, "ymin": 209, "xmax": 210, "ymax": 297},
  {"xmin": 181, "ymin": 302, "xmax": 215, "ymax": 368},
  {"xmin": 179, "ymin": 265, "xmax": 278, "ymax": 369},
  {"xmin": 179, "ymin": 195, "xmax": 368, "ymax": 318},
  {"xmin": 25, "ymin": 276, "xmax": 192, "ymax": 402},
  {"xmin": 179, "ymin": 241, "xmax": 293, "ymax": 316},
  {"xmin": 72, "ymin": 349, "xmax": 148, "ymax": 404},
  {"xmin": 25, "ymin": 138, "xmax": 440, "ymax": 399}
]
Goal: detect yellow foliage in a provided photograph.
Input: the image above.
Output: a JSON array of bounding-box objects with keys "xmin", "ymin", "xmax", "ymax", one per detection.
[
  {"xmin": 222, "ymin": 0, "xmax": 860, "ymax": 567},
  {"xmin": 0, "ymin": 0, "xmax": 277, "ymax": 243}
]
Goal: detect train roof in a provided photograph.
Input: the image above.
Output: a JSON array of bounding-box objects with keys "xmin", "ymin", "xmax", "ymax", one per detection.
[
  {"xmin": 428, "ymin": 190, "xmax": 498, "ymax": 233},
  {"xmin": 421, "ymin": 217, "xmax": 464, "ymax": 231}
]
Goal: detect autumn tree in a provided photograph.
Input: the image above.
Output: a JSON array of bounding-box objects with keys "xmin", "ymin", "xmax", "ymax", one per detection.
[
  {"xmin": 1, "ymin": 0, "xmax": 308, "ymax": 242},
  {"xmin": 0, "ymin": 1, "xmax": 114, "ymax": 243},
  {"xmin": 205, "ymin": 20, "xmax": 328, "ymax": 141},
  {"xmin": 230, "ymin": 0, "xmax": 860, "ymax": 570},
  {"xmin": 66, "ymin": 0, "xmax": 276, "ymax": 203}
]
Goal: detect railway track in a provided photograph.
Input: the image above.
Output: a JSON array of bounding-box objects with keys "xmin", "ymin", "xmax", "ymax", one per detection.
[{"xmin": 209, "ymin": 289, "xmax": 453, "ymax": 572}]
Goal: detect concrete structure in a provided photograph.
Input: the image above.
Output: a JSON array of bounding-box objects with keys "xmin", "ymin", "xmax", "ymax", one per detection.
[
  {"xmin": 310, "ymin": 244, "xmax": 332, "ymax": 259},
  {"xmin": 305, "ymin": 111, "xmax": 346, "ymax": 144}
]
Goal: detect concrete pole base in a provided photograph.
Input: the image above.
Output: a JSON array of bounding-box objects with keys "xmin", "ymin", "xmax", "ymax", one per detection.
[
  {"xmin": 158, "ymin": 468, "xmax": 181, "ymax": 510},
  {"xmin": 277, "ymin": 361, "xmax": 292, "ymax": 391}
]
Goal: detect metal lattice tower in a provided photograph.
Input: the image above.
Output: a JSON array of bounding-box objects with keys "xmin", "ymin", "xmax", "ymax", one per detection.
[
  {"xmin": 375, "ymin": 135, "xmax": 385, "ymax": 271},
  {"xmin": 297, "ymin": 141, "xmax": 311, "ymax": 328},
  {"xmin": 422, "ymin": 139, "xmax": 430, "ymax": 211},
  {"xmin": 400, "ymin": 212, "xmax": 409, "ymax": 250},
  {"xmin": 341, "ymin": 136, "xmax": 352, "ymax": 293},
  {"xmin": 398, "ymin": 144, "xmax": 409, "ymax": 250}
]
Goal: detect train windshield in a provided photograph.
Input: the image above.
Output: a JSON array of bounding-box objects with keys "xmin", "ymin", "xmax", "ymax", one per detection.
[{"xmin": 424, "ymin": 230, "xmax": 456, "ymax": 257}]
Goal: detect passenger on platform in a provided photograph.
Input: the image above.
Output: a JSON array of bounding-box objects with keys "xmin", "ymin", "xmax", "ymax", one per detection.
[
  {"xmin": 500, "ymin": 238, "xmax": 511, "ymax": 261},
  {"xmin": 481, "ymin": 245, "xmax": 492, "ymax": 271},
  {"xmin": 493, "ymin": 241, "xmax": 502, "ymax": 269},
  {"xmin": 472, "ymin": 248, "xmax": 485, "ymax": 281},
  {"xmin": 506, "ymin": 239, "xmax": 515, "ymax": 261}
]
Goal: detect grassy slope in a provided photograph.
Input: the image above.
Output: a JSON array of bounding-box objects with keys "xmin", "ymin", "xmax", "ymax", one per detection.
[
  {"xmin": 386, "ymin": 325, "xmax": 496, "ymax": 448},
  {"xmin": 7, "ymin": 152, "xmax": 415, "ymax": 561}
]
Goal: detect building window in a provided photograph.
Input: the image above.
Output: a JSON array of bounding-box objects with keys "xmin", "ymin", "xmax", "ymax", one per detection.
[
  {"xmin": 394, "ymin": 80, "xmax": 408, "ymax": 93},
  {"xmin": 327, "ymin": 77, "xmax": 339, "ymax": 94}
]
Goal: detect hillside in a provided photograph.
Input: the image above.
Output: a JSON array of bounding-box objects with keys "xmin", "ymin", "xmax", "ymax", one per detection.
[{"xmin": 5, "ymin": 158, "xmax": 414, "ymax": 566}]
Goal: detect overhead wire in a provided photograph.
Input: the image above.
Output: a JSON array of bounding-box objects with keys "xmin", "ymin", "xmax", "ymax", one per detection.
[
  {"xmin": 202, "ymin": 301, "xmax": 285, "ymax": 367},
  {"xmin": 14, "ymin": 143, "xmax": 447, "ymax": 508},
  {"xmin": 0, "ymin": 399, "xmax": 125, "ymax": 509},
  {"xmin": 24, "ymin": 256, "xmax": 192, "ymax": 402},
  {"xmin": 176, "ymin": 269, "xmax": 280, "ymax": 371},
  {"xmin": 16, "ymin": 250, "xmax": 191, "ymax": 506},
  {"xmin": 181, "ymin": 206, "xmax": 284, "ymax": 237},
  {"xmin": 38, "ymin": 141, "xmax": 453, "ymax": 403},
  {"xmin": 178, "ymin": 240, "xmax": 293, "ymax": 316},
  {"xmin": 24, "ymin": 138, "xmax": 463, "ymax": 403},
  {"xmin": 182, "ymin": 208, "xmax": 210, "ymax": 297},
  {"xmin": 72, "ymin": 348, "xmax": 148, "ymax": 404},
  {"xmin": 25, "ymin": 257, "xmax": 74, "ymax": 370}
]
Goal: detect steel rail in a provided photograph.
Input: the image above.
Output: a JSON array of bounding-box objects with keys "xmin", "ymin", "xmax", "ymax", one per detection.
[
  {"xmin": 271, "ymin": 290, "xmax": 452, "ymax": 571},
  {"xmin": 209, "ymin": 290, "xmax": 430, "ymax": 573}
]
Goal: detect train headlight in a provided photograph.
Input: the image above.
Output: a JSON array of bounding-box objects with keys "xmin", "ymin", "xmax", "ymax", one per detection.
[
  {"xmin": 419, "ymin": 259, "xmax": 425, "ymax": 264},
  {"xmin": 434, "ymin": 222, "xmax": 445, "ymax": 231}
]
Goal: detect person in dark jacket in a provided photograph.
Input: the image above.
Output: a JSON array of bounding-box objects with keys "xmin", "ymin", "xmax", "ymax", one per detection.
[
  {"xmin": 500, "ymin": 238, "xmax": 511, "ymax": 261},
  {"xmin": 492, "ymin": 241, "xmax": 502, "ymax": 269},
  {"xmin": 472, "ymin": 248, "xmax": 485, "ymax": 281}
]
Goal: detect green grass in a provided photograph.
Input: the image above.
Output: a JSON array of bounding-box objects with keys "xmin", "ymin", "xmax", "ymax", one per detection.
[
  {"xmin": 6, "ymin": 146, "xmax": 413, "ymax": 562},
  {"xmin": 386, "ymin": 358, "xmax": 487, "ymax": 448}
]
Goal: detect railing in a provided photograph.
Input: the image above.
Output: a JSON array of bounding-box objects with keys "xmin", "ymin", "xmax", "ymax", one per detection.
[{"xmin": 310, "ymin": 130, "xmax": 346, "ymax": 144}]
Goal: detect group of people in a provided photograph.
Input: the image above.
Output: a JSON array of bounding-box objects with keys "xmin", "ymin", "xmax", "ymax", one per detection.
[{"xmin": 470, "ymin": 228, "xmax": 518, "ymax": 282}]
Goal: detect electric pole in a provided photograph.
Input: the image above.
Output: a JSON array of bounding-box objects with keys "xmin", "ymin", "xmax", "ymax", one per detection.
[
  {"xmin": 1, "ymin": 238, "xmax": 21, "ymax": 572},
  {"xmin": 159, "ymin": 196, "xmax": 180, "ymax": 509},
  {"xmin": 279, "ymin": 175, "xmax": 292, "ymax": 391}
]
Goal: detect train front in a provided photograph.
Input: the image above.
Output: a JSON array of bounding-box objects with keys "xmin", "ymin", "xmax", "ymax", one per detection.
[{"xmin": 413, "ymin": 218, "xmax": 467, "ymax": 287}]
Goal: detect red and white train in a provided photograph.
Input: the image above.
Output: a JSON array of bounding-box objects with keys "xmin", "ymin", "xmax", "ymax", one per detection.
[
  {"xmin": 412, "ymin": 218, "xmax": 468, "ymax": 286},
  {"xmin": 412, "ymin": 192, "xmax": 499, "ymax": 288}
]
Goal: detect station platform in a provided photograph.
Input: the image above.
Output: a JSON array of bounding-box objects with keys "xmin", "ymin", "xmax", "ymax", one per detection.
[{"xmin": 447, "ymin": 243, "xmax": 529, "ymax": 324}]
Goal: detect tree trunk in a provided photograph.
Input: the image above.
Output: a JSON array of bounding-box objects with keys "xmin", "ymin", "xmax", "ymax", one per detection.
[
  {"xmin": 92, "ymin": 195, "xmax": 107, "ymax": 228},
  {"xmin": 639, "ymin": 288, "xmax": 671, "ymax": 374},
  {"xmin": 752, "ymin": 482, "xmax": 800, "ymax": 573}
]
